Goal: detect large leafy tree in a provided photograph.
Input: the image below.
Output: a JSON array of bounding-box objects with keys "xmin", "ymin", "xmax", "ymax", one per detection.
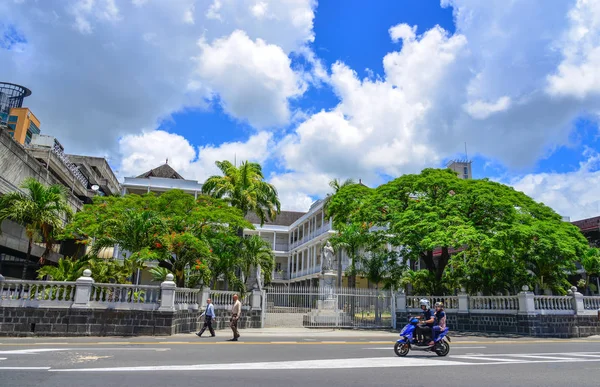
[
  {"xmin": 64, "ymin": 190, "xmax": 251, "ymax": 288},
  {"xmin": 0, "ymin": 178, "xmax": 72, "ymax": 277},
  {"xmin": 201, "ymin": 160, "xmax": 281, "ymax": 225},
  {"xmin": 329, "ymin": 168, "xmax": 590, "ymax": 295}
]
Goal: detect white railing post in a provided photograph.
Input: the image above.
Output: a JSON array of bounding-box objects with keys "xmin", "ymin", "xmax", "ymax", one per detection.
[
  {"xmin": 200, "ymin": 287, "xmax": 210, "ymax": 309},
  {"xmin": 518, "ymin": 285, "xmax": 536, "ymax": 314},
  {"xmin": 570, "ymin": 286, "xmax": 585, "ymax": 315},
  {"xmin": 458, "ymin": 287, "xmax": 469, "ymax": 313},
  {"xmin": 158, "ymin": 274, "xmax": 176, "ymax": 312},
  {"xmin": 396, "ymin": 291, "xmax": 406, "ymax": 312},
  {"xmin": 72, "ymin": 269, "xmax": 94, "ymax": 309},
  {"xmin": 251, "ymin": 288, "xmax": 262, "ymax": 310}
]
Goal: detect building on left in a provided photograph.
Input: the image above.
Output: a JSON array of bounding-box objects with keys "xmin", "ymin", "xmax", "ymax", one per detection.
[{"xmin": 0, "ymin": 82, "xmax": 120, "ymax": 279}]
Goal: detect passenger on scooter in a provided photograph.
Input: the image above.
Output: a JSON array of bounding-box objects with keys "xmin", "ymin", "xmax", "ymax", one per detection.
[
  {"xmin": 415, "ymin": 299, "xmax": 435, "ymax": 345},
  {"xmin": 430, "ymin": 302, "xmax": 447, "ymax": 346}
]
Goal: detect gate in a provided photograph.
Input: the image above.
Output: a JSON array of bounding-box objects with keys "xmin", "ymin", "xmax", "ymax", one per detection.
[{"xmin": 264, "ymin": 285, "xmax": 394, "ymax": 328}]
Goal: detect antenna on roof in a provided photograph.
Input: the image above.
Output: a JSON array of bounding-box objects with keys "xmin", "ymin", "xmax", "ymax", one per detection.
[
  {"xmin": 464, "ymin": 142, "xmax": 468, "ymax": 160},
  {"xmin": 166, "ymin": 158, "xmax": 169, "ymax": 165}
]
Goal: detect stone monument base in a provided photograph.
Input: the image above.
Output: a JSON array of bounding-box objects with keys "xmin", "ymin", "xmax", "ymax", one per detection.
[{"xmin": 304, "ymin": 270, "xmax": 350, "ymax": 326}]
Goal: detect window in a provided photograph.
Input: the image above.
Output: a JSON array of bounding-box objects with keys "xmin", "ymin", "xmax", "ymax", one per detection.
[
  {"xmin": 28, "ymin": 121, "xmax": 40, "ymax": 135},
  {"xmin": 8, "ymin": 115, "xmax": 18, "ymax": 123},
  {"xmin": 8, "ymin": 123, "xmax": 16, "ymax": 130},
  {"xmin": 275, "ymin": 263, "xmax": 282, "ymax": 271},
  {"xmin": 463, "ymin": 166, "xmax": 468, "ymax": 175},
  {"xmin": 8, "ymin": 131, "xmax": 14, "ymax": 138}
]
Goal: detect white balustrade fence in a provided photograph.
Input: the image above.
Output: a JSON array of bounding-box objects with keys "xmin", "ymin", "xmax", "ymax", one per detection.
[
  {"xmin": 209, "ymin": 290, "xmax": 251, "ymax": 309},
  {"xmin": 0, "ymin": 280, "xmax": 76, "ymax": 307},
  {"xmin": 470, "ymin": 296, "xmax": 519, "ymax": 313},
  {"xmin": 583, "ymin": 296, "xmax": 600, "ymax": 311},
  {"xmin": 534, "ymin": 296, "xmax": 573, "ymax": 314},
  {"xmin": 89, "ymin": 283, "xmax": 161, "ymax": 310},
  {"xmin": 174, "ymin": 288, "xmax": 200, "ymax": 311},
  {"xmin": 406, "ymin": 296, "xmax": 459, "ymax": 311}
]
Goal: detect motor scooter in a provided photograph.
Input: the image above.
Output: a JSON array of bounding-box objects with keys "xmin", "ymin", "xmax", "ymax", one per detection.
[{"xmin": 394, "ymin": 317, "xmax": 451, "ymax": 357}]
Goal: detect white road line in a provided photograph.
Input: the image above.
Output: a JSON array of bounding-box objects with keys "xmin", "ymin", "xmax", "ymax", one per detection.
[
  {"xmin": 0, "ymin": 367, "xmax": 51, "ymax": 370},
  {"xmin": 0, "ymin": 349, "xmax": 73, "ymax": 355},
  {"xmin": 508, "ymin": 354, "xmax": 572, "ymax": 361},
  {"xmin": 363, "ymin": 346, "xmax": 487, "ymax": 350},
  {"xmin": 51, "ymin": 357, "xmax": 469, "ymax": 372},
  {"xmin": 568, "ymin": 353, "xmax": 600, "ymax": 358},
  {"xmin": 451, "ymin": 356, "xmax": 522, "ymax": 363}
]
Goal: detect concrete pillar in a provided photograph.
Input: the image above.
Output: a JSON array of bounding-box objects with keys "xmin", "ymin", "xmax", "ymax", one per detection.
[
  {"xmin": 458, "ymin": 288, "xmax": 469, "ymax": 313},
  {"xmin": 396, "ymin": 291, "xmax": 406, "ymax": 312},
  {"xmin": 518, "ymin": 285, "xmax": 536, "ymax": 314},
  {"xmin": 273, "ymin": 231, "xmax": 276, "ymax": 249},
  {"xmin": 72, "ymin": 269, "xmax": 94, "ymax": 309},
  {"xmin": 251, "ymin": 289, "xmax": 262, "ymax": 310},
  {"xmin": 158, "ymin": 274, "xmax": 176, "ymax": 312},
  {"xmin": 200, "ymin": 287, "xmax": 210, "ymax": 309}
]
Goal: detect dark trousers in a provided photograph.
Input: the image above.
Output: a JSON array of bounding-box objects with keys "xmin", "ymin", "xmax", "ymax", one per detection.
[
  {"xmin": 230, "ymin": 314, "xmax": 239, "ymax": 338},
  {"xmin": 198, "ymin": 316, "xmax": 215, "ymax": 336},
  {"xmin": 415, "ymin": 325, "xmax": 432, "ymax": 343}
]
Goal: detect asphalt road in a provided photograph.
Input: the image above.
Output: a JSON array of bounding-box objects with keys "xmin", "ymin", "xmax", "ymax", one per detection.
[{"xmin": 1, "ymin": 333, "xmax": 599, "ymax": 387}]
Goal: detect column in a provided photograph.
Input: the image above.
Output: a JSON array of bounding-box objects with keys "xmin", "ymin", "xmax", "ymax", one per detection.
[
  {"xmin": 287, "ymin": 255, "xmax": 291, "ymax": 279},
  {"xmin": 273, "ymin": 231, "xmax": 277, "ymax": 250}
]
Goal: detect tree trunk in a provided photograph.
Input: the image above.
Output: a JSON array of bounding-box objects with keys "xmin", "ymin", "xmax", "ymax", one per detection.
[{"xmin": 21, "ymin": 238, "xmax": 33, "ymax": 279}]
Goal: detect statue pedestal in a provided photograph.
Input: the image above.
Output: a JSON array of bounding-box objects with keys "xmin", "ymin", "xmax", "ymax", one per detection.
[{"xmin": 306, "ymin": 270, "xmax": 349, "ymax": 326}]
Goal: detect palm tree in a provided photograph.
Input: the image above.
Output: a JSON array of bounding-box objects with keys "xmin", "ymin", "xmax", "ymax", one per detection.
[
  {"xmin": 37, "ymin": 256, "xmax": 89, "ymax": 281},
  {"xmin": 241, "ymin": 235, "xmax": 275, "ymax": 291},
  {"xmin": 323, "ymin": 178, "xmax": 355, "ymax": 212},
  {"xmin": 201, "ymin": 161, "xmax": 280, "ymax": 225},
  {"xmin": 0, "ymin": 178, "xmax": 72, "ymax": 278}
]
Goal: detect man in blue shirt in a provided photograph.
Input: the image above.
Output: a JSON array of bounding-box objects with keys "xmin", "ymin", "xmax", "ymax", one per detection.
[
  {"xmin": 415, "ymin": 299, "xmax": 435, "ymax": 345},
  {"xmin": 196, "ymin": 298, "xmax": 216, "ymax": 337}
]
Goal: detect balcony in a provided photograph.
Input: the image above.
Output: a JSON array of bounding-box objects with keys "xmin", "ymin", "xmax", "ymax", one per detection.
[
  {"xmin": 290, "ymin": 223, "xmax": 332, "ymax": 250},
  {"xmin": 290, "ymin": 266, "xmax": 321, "ymax": 279},
  {"xmin": 273, "ymin": 243, "xmax": 289, "ymax": 251}
]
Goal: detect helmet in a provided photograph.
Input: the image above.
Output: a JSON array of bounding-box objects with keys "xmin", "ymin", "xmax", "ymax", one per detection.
[
  {"xmin": 419, "ymin": 299, "xmax": 430, "ymax": 308},
  {"xmin": 435, "ymin": 302, "xmax": 444, "ymax": 308}
]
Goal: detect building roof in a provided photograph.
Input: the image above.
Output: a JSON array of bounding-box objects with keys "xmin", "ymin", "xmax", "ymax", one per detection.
[
  {"xmin": 137, "ymin": 163, "xmax": 184, "ymax": 180},
  {"xmin": 572, "ymin": 216, "xmax": 600, "ymax": 232},
  {"xmin": 246, "ymin": 210, "xmax": 306, "ymax": 226}
]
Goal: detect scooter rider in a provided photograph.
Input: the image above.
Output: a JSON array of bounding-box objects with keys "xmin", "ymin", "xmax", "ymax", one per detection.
[
  {"xmin": 431, "ymin": 302, "xmax": 447, "ymax": 345},
  {"xmin": 415, "ymin": 299, "xmax": 435, "ymax": 345}
]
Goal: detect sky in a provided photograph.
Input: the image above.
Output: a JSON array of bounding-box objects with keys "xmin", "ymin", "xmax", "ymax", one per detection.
[{"xmin": 2, "ymin": 0, "xmax": 600, "ymax": 220}]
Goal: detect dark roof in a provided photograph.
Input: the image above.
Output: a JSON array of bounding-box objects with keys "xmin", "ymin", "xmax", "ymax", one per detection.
[
  {"xmin": 572, "ymin": 216, "xmax": 600, "ymax": 232},
  {"xmin": 137, "ymin": 164, "xmax": 184, "ymax": 180},
  {"xmin": 245, "ymin": 210, "xmax": 306, "ymax": 226}
]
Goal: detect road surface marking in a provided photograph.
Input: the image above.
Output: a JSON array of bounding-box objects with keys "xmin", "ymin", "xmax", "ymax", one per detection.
[
  {"xmin": 508, "ymin": 354, "xmax": 574, "ymax": 361},
  {"xmin": 51, "ymin": 357, "xmax": 470, "ymax": 372},
  {"xmin": 0, "ymin": 367, "xmax": 51, "ymax": 370},
  {"xmin": 0, "ymin": 348, "xmax": 73, "ymax": 355},
  {"xmin": 569, "ymin": 353, "xmax": 600, "ymax": 358},
  {"xmin": 452, "ymin": 355, "xmax": 521, "ymax": 362}
]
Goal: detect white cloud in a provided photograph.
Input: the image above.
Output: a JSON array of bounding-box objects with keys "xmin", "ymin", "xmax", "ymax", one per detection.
[
  {"xmin": 118, "ymin": 130, "xmax": 273, "ymax": 184},
  {"xmin": 0, "ymin": 0, "xmax": 316, "ymax": 159},
  {"xmin": 251, "ymin": 2, "xmax": 269, "ymax": 19},
  {"xmin": 547, "ymin": 0, "xmax": 600, "ymax": 99},
  {"xmin": 463, "ymin": 96, "xmax": 511, "ymax": 119},
  {"xmin": 195, "ymin": 30, "xmax": 306, "ymax": 128},
  {"xmin": 269, "ymin": 172, "xmax": 333, "ymax": 211},
  {"xmin": 511, "ymin": 149, "xmax": 600, "ymax": 221}
]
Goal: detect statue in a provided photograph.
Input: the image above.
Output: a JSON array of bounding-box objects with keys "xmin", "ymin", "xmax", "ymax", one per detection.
[{"xmin": 322, "ymin": 241, "xmax": 335, "ymax": 272}]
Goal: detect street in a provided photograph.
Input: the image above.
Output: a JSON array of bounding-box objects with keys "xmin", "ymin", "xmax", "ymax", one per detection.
[{"xmin": 0, "ymin": 330, "xmax": 599, "ymax": 386}]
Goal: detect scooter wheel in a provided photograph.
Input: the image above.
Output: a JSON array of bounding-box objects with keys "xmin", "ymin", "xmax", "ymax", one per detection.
[
  {"xmin": 435, "ymin": 341, "xmax": 450, "ymax": 357},
  {"xmin": 394, "ymin": 342, "xmax": 409, "ymax": 357}
]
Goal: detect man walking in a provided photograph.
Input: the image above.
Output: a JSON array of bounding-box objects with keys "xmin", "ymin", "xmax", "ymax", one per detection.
[
  {"xmin": 228, "ymin": 294, "xmax": 242, "ymax": 342},
  {"xmin": 196, "ymin": 298, "xmax": 215, "ymax": 337}
]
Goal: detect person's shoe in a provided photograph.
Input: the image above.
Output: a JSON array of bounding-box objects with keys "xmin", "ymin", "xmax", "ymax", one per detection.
[
  {"xmin": 428, "ymin": 341, "xmax": 435, "ymax": 346},
  {"xmin": 210, "ymin": 334, "xmax": 216, "ymax": 337},
  {"xmin": 227, "ymin": 338, "xmax": 238, "ymax": 342},
  {"xmin": 195, "ymin": 332, "xmax": 202, "ymax": 337}
]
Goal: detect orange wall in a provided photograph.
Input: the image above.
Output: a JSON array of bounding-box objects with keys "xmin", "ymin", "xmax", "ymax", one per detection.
[{"xmin": 8, "ymin": 107, "xmax": 41, "ymax": 145}]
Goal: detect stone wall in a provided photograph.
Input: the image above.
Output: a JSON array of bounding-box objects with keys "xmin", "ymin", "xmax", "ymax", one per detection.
[
  {"xmin": 0, "ymin": 306, "xmax": 264, "ymax": 337},
  {"xmin": 396, "ymin": 312, "xmax": 600, "ymax": 338}
]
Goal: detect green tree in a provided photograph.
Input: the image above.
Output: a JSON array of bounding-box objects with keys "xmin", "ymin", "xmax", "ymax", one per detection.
[
  {"xmin": 240, "ymin": 235, "xmax": 275, "ymax": 290},
  {"xmin": 0, "ymin": 178, "xmax": 72, "ymax": 278},
  {"xmin": 582, "ymin": 248, "xmax": 600, "ymax": 295},
  {"xmin": 37, "ymin": 256, "xmax": 88, "ymax": 281},
  {"xmin": 328, "ymin": 168, "xmax": 589, "ymax": 295},
  {"xmin": 201, "ymin": 160, "xmax": 280, "ymax": 225}
]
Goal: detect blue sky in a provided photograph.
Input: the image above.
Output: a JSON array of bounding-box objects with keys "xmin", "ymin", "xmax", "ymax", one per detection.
[{"xmin": 2, "ymin": 0, "xmax": 600, "ymax": 220}]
